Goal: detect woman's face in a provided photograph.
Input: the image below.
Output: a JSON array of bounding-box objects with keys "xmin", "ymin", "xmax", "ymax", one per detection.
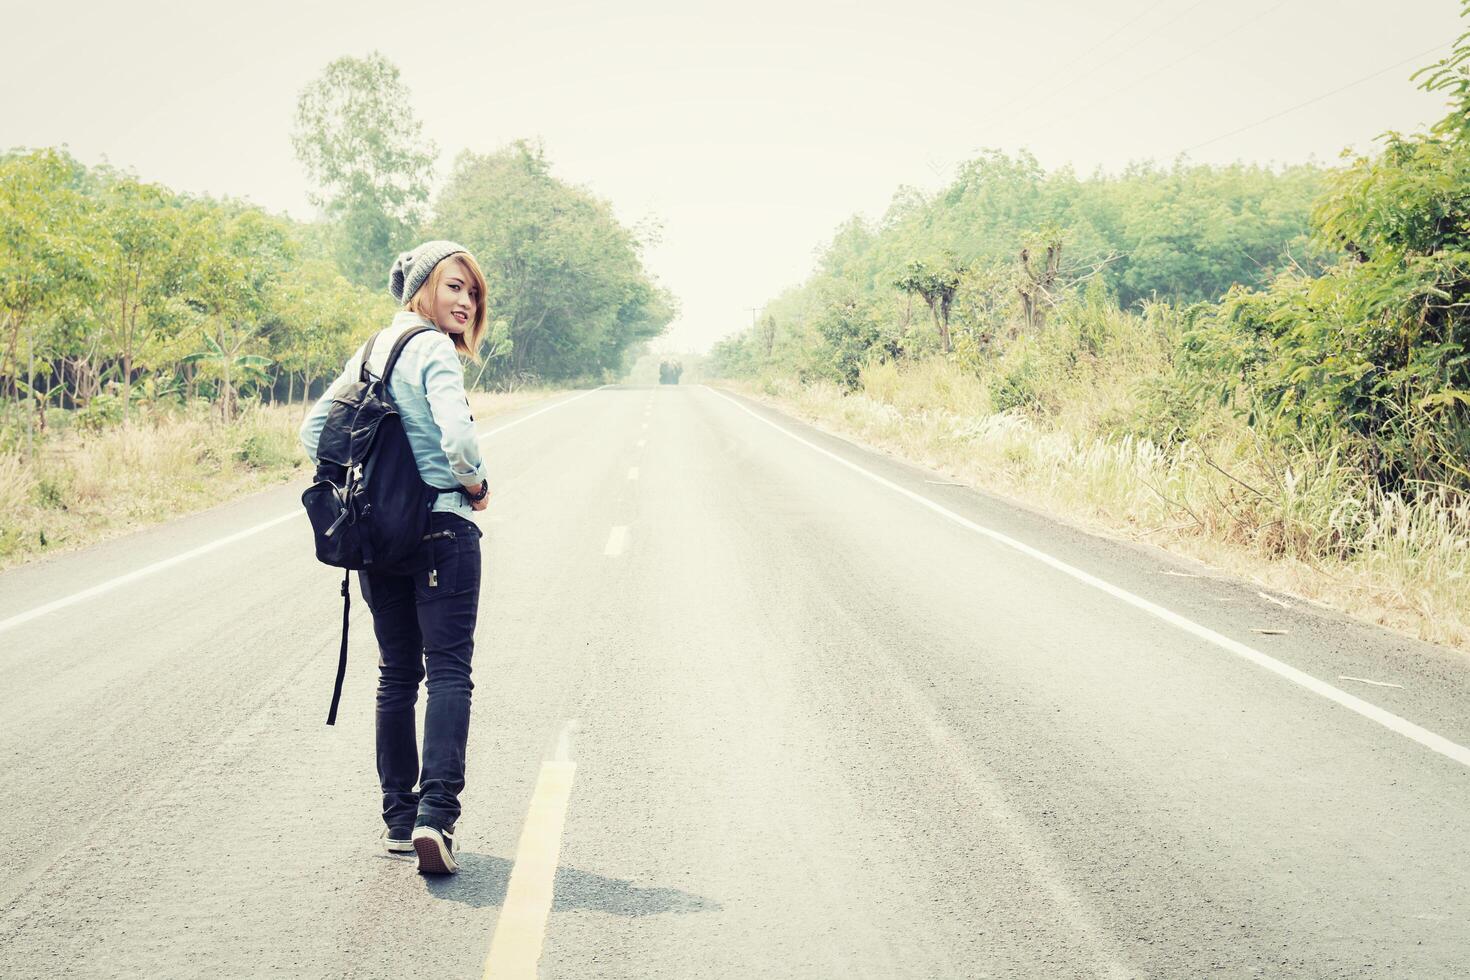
[{"xmin": 429, "ymin": 258, "xmax": 479, "ymax": 335}]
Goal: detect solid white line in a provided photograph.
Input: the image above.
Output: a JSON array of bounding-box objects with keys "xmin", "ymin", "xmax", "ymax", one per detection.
[
  {"xmin": 0, "ymin": 387, "xmax": 609, "ymax": 635},
  {"xmin": 476, "ymin": 386, "xmax": 607, "ymax": 443},
  {"xmin": 604, "ymin": 526, "xmax": 629, "ymax": 556},
  {"xmin": 702, "ymin": 385, "xmax": 1470, "ymax": 771},
  {"xmin": 627, "ymin": 467, "xmax": 639, "ymax": 480},
  {"xmin": 0, "ymin": 511, "xmax": 302, "ymax": 635}
]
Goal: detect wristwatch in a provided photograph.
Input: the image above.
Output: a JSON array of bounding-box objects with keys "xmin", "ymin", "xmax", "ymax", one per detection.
[{"xmin": 466, "ymin": 482, "xmax": 489, "ymax": 502}]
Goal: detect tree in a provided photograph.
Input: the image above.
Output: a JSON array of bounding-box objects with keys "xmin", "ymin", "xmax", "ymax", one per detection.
[
  {"xmin": 292, "ymin": 53, "xmax": 436, "ymax": 288},
  {"xmin": 429, "ymin": 141, "xmax": 673, "ymax": 384},
  {"xmin": 894, "ymin": 254, "xmax": 963, "ymax": 352},
  {"xmin": 757, "ymin": 314, "xmax": 777, "ymax": 359},
  {"xmin": 93, "ymin": 176, "xmax": 187, "ymax": 418},
  {"xmin": 0, "ymin": 149, "xmax": 93, "ymax": 401},
  {"xmin": 180, "ymin": 206, "xmax": 293, "ymax": 421},
  {"xmin": 1016, "ymin": 238, "xmax": 1062, "ymax": 332},
  {"xmin": 815, "ymin": 295, "xmax": 881, "ymax": 391}
]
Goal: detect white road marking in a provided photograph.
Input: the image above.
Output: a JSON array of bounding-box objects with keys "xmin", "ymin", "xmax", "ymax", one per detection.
[
  {"xmin": 641, "ymin": 422, "xmax": 648, "ymax": 431},
  {"xmin": 636, "ymin": 439, "xmax": 646, "ymax": 447},
  {"xmin": 627, "ymin": 467, "xmax": 639, "ymax": 480},
  {"xmin": 0, "ymin": 510, "xmax": 302, "ymax": 635},
  {"xmin": 1258, "ymin": 591, "xmax": 1294, "ymax": 609},
  {"xmin": 604, "ymin": 526, "xmax": 629, "ymax": 556},
  {"xmin": 555, "ymin": 718, "xmax": 579, "ymax": 761},
  {"xmin": 1160, "ymin": 570, "xmax": 1203, "ymax": 578},
  {"xmin": 914, "ymin": 707, "xmax": 1137, "ymax": 980},
  {"xmin": 703, "ymin": 385, "xmax": 1470, "ymax": 772},
  {"xmin": 1340, "ymin": 675, "xmax": 1405, "ymax": 689},
  {"xmin": 0, "ymin": 387, "xmax": 609, "ymax": 635}
]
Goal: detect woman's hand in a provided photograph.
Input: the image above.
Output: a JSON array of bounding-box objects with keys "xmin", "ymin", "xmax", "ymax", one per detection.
[{"xmin": 470, "ymin": 482, "xmax": 491, "ymax": 511}]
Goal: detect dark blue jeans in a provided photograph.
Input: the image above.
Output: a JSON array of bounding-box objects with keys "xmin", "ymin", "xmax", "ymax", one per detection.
[{"xmin": 358, "ymin": 511, "xmax": 482, "ymax": 832}]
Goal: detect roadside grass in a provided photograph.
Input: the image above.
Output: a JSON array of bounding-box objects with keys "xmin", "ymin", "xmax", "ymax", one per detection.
[
  {"xmin": 728, "ymin": 357, "xmax": 1470, "ymax": 652},
  {"xmin": 0, "ymin": 389, "xmax": 563, "ymax": 572}
]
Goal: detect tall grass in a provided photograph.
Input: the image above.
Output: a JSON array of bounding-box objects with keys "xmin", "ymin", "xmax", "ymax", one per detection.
[{"xmin": 0, "ymin": 389, "xmax": 559, "ymax": 572}]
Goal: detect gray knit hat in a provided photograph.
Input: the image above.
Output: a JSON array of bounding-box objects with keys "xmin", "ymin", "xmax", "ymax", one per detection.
[{"xmin": 389, "ymin": 240, "xmax": 470, "ymax": 305}]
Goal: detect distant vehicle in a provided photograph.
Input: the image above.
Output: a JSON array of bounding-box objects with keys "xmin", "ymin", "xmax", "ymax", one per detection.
[{"xmin": 659, "ymin": 359, "xmax": 683, "ymax": 385}]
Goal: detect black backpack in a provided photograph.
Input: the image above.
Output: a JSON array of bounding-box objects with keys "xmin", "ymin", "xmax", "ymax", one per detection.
[{"xmin": 302, "ymin": 324, "xmax": 464, "ymax": 724}]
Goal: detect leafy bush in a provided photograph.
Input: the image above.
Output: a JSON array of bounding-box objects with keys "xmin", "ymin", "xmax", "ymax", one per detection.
[{"xmin": 74, "ymin": 394, "xmax": 122, "ymax": 433}]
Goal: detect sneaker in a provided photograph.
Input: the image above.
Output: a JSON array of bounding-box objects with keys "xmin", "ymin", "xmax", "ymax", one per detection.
[
  {"xmin": 412, "ymin": 824, "xmax": 458, "ymax": 874},
  {"xmin": 384, "ymin": 826, "xmax": 414, "ymax": 854}
]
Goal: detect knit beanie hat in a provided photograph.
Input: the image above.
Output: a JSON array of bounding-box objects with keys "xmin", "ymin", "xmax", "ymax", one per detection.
[{"xmin": 389, "ymin": 240, "xmax": 470, "ymax": 305}]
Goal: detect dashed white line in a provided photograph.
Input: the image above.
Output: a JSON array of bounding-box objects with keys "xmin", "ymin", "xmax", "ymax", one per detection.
[
  {"xmin": 627, "ymin": 467, "xmax": 639, "ymax": 480},
  {"xmin": 702, "ymin": 385, "xmax": 1470, "ymax": 772},
  {"xmin": 603, "ymin": 526, "xmax": 629, "ymax": 556}
]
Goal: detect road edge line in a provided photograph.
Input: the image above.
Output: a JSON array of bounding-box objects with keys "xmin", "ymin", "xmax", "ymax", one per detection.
[
  {"xmin": 0, "ymin": 386, "xmax": 609, "ymax": 635},
  {"xmin": 701, "ymin": 385, "xmax": 1470, "ymax": 771}
]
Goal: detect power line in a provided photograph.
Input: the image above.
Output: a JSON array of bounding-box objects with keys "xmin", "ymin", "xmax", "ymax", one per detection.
[
  {"xmin": 1179, "ymin": 39, "xmax": 1453, "ymax": 154},
  {"xmin": 1002, "ymin": 0, "xmax": 1175, "ymax": 124},
  {"xmin": 948, "ymin": 0, "xmax": 1214, "ymax": 176},
  {"xmin": 1024, "ymin": 0, "xmax": 1294, "ymax": 142}
]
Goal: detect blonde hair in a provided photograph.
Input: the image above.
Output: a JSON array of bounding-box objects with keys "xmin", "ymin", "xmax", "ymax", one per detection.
[{"xmin": 406, "ymin": 252, "xmax": 489, "ymax": 361}]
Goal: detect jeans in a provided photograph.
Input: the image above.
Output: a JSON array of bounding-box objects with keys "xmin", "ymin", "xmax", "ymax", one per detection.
[{"xmin": 358, "ymin": 511, "xmax": 482, "ymax": 832}]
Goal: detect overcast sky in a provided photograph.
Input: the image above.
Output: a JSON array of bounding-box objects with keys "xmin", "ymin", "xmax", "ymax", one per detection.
[{"xmin": 1, "ymin": 0, "xmax": 1463, "ymax": 353}]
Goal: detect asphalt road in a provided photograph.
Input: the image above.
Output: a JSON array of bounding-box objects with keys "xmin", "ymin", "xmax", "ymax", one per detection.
[{"xmin": 0, "ymin": 384, "xmax": 1467, "ymax": 979}]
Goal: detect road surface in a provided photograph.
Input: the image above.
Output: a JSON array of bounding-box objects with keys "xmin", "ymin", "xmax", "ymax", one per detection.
[{"xmin": 1, "ymin": 384, "xmax": 1467, "ymax": 978}]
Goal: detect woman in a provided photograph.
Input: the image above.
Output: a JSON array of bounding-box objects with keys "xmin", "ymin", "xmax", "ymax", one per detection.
[{"xmin": 299, "ymin": 240, "xmax": 491, "ymax": 875}]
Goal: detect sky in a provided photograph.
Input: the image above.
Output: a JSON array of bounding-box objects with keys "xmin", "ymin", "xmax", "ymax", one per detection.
[{"xmin": 1, "ymin": 0, "xmax": 1464, "ymax": 354}]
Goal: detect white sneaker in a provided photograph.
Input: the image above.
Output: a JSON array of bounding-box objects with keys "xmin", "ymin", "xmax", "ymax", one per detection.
[
  {"xmin": 412, "ymin": 825, "xmax": 458, "ymax": 874},
  {"xmin": 383, "ymin": 827, "xmax": 414, "ymax": 854}
]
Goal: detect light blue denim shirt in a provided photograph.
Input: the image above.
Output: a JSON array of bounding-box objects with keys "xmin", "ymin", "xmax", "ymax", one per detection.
[{"xmin": 299, "ymin": 312, "xmax": 487, "ymax": 520}]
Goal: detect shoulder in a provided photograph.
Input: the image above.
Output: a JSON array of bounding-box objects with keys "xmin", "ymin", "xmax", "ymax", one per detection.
[
  {"xmin": 411, "ymin": 327, "xmax": 458, "ymax": 363},
  {"xmin": 412, "ymin": 328, "xmax": 465, "ymax": 380}
]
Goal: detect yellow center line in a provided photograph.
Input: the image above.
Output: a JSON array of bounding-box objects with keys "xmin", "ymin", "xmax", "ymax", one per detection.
[{"xmin": 482, "ymin": 760, "xmax": 578, "ymax": 979}]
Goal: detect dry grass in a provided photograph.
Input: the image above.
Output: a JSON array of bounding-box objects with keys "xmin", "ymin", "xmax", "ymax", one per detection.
[
  {"xmin": 0, "ymin": 389, "xmax": 564, "ymax": 572},
  {"xmin": 727, "ymin": 366, "xmax": 1470, "ymax": 653}
]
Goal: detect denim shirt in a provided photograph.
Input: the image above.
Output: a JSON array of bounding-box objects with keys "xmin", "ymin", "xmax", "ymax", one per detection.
[{"xmin": 299, "ymin": 312, "xmax": 487, "ymax": 520}]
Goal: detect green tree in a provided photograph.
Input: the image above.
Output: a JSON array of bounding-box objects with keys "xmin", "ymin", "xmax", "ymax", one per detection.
[
  {"xmin": 179, "ymin": 206, "xmax": 293, "ymax": 420},
  {"xmin": 292, "ymin": 52, "xmax": 436, "ymax": 288},
  {"xmin": 429, "ymin": 141, "xmax": 673, "ymax": 383},
  {"xmin": 894, "ymin": 254, "xmax": 963, "ymax": 352},
  {"xmin": 0, "ymin": 149, "xmax": 93, "ymax": 402},
  {"xmin": 92, "ymin": 175, "xmax": 188, "ymax": 418}
]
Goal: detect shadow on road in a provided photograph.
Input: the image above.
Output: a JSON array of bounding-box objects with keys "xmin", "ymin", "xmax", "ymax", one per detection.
[{"xmin": 423, "ymin": 852, "xmax": 719, "ymax": 917}]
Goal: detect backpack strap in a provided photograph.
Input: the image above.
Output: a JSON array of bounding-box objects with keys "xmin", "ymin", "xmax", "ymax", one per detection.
[
  {"xmin": 357, "ymin": 332, "xmax": 381, "ymax": 383},
  {"xmin": 382, "ymin": 325, "xmax": 439, "ymax": 388},
  {"xmin": 326, "ymin": 568, "xmax": 351, "ymax": 726},
  {"xmin": 358, "ymin": 323, "xmax": 437, "ymax": 387}
]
